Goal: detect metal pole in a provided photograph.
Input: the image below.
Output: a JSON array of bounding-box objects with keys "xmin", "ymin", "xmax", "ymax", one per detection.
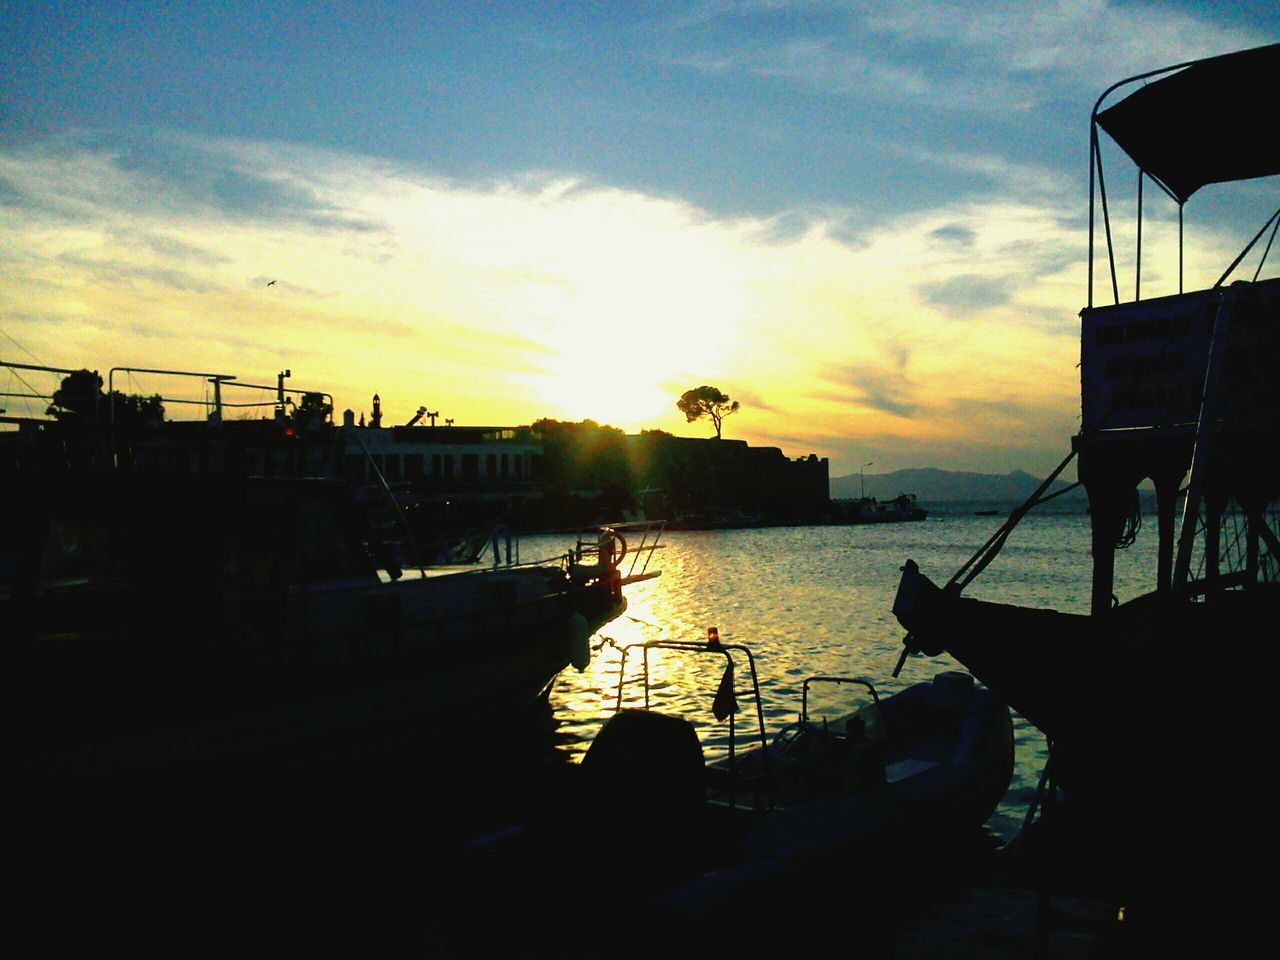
[
  {"xmin": 276, "ymin": 369, "xmax": 291, "ymax": 419},
  {"xmin": 1088, "ymin": 122, "xmax": 1096, "ymax": 309},
  {"xmin": 1173, "ymin": 287, "xmax": 1238, "ymax": 590},
  {"xmin": 1136, "ymin": 170, "xmax": 1143, "ymax": 301}
]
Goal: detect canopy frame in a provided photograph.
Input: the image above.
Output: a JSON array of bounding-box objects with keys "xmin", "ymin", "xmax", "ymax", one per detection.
[{"xmin": 1088, "ymin": 44, "xmax": 1280, "ymax": 308}]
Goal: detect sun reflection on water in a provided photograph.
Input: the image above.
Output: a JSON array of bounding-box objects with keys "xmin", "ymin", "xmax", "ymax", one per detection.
[{"xmin": 534, "ymin": 504, "xmax": 1159, "ymax": 840}]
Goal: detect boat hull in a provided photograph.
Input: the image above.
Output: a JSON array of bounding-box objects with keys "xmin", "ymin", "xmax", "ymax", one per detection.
[
  {"xmin": 462, "ymin": 670, "xmax": 1014, "ymax": 929},
  {"xmin": 893, "ymin": 561, "xmax": 1280, "ymax": 913},
  {"xmin": 7, "ymin": 475, "xmax": 626, "ymax": 792},
  {"xmin": 658, "ymin": 676, "xmax": 1013, "ymax": 911}
]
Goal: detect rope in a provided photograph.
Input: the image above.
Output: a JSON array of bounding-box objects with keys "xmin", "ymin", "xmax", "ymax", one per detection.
[
  {"xmin": 1253, "ymin": 211, "xmax": 1279, "ymax": 282},
  {"xmin": 949, "ymin": 450, "xmax": 1079, "ymax": 595},
  {"xmin": 0, "ymin": 327, "xmax": 44, "ymax": 364},
  {"xmin": 894, "ymin": 450, "xmax": 1079, "ymax": 677},
  {"xmin": 592, "ymin": 635, "xmax": 621, "ymax": 654},
  {"xmin": 1114, "ymin": 489, "xmax": 1141, "ymax": 550}
]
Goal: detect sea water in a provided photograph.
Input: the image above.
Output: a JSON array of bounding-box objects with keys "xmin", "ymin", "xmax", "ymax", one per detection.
[{"xmin": 528, "ymin": 497, "xmax": 1162, "ymax": 841}]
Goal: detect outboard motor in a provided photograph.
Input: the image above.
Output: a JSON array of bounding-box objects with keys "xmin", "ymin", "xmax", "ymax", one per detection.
[{"xmin": 583, "ymin": 710, "xmax": 705, "ymax": 811}]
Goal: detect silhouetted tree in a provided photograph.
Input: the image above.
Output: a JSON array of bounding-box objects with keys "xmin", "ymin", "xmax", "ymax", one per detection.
[
  {"xmin": 47, "ymin": 370, "xmax": 103, "ymax": 422},
  {"xmin": 676, "ymin": 385, "xmax": 739, "ymax": 439},
  {"xmin": 295, "ymin": 391, "xmax": 333, "ymax": 430},
  {"xmin": 532, "ymin": 418, "xmax": 629, "ymax": 492},
  {"xmin": 111, "ymin": 391, "xmax": 165, "ymax": 426},
  {"xmin": 47, "ymin": 370, "xmax": 164, "ymax": 426}
]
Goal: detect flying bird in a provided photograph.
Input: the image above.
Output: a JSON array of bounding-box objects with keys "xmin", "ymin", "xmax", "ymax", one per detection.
[{"xmin": 266, "ymin": 280, "xmax": 277, "ymax": 287}]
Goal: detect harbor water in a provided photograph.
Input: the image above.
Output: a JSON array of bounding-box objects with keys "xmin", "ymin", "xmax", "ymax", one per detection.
[{"xmin": 533, "ymin": 496, "xmax": 1161, "ymax": 842}]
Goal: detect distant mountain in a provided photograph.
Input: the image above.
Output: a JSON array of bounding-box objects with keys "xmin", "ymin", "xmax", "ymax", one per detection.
[{"xmin": 830, "ymin": 467, "xmax": 1084, "ymax": 502}]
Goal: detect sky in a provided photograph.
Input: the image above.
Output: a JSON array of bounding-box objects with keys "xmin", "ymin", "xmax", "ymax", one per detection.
[{"xmin": 2, "ymin": 2, "xmax": 1277, "ymax": 476}]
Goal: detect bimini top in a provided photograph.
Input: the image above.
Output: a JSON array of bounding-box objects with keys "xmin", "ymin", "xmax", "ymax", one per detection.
[{"xmin": 1095, "ymin": 43, "xmax": 1279, "ymax": 204}]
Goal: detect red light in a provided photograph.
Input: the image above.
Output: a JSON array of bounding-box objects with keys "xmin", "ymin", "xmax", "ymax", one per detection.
[{"xmin": 283, "ymin": 426, "xmax": 296, "ymax": 438}]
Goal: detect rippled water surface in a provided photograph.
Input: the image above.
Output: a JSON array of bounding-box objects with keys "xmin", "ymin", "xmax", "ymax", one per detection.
[{"xmin": 529, "ymin": 499, "xmax": 1160, "ymax": 841}]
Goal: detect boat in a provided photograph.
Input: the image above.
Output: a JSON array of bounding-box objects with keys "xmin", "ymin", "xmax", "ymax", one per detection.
[
  {"xmin": 829, "ymin": 491, "xmax": 928, "ymax": 524},
  {"xmin": 666, "ymin": 506, "xmax": 766, "ymax": 530},
  {"xmin": 452, "ymin": 632, "xmax": 1012, "ymax": 932},
  {"xmin": 2, "ymin": 370, "xmax": 641, "ymax": 795},
  {"xmin": 890, "ymin": 43, "xmax": 1279, "ymax": 941}
]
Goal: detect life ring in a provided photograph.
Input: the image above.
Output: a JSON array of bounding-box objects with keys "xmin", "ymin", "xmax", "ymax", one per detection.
[{"xmin": 600, "ymin": 530, "xmax": 627, "ymax": 568}]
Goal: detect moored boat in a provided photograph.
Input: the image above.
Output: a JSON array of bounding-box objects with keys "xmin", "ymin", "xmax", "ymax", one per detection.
[
  {"xmin": 2, "ymin": 374, "xmax": 643, "ymax": 796},
  {"xmin": 890, "ymin": 43, "xmax": 1279, "ymax": 942},
  {"xmin": 599, "ymin": 638, "xmax": 1011, "ymax": 909},
  {"xmin": 829, "ymin": 492, "xmax": 928, "ymax": 524},
  {"xmin": 453, "ymin": 632, "xmax": 1012, "ymax": 934}
]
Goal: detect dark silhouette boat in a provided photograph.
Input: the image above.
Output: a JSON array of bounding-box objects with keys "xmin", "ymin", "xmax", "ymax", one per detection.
[
  {"xmin": 890, "ymin": 43, "xmax": 1279, "ymax": 942},
  {"xmin": 2, "ymin": 376, "xmax": 637, "ymax": 795},
  {"xmin": 597, "ymin": 639, "xmax": 1011, "ymax": 907},
  {"xmin": 830, "ymin": 492, "xmax": 928, "ymax": 524},
  {"xmin": 453, "ymin": 634, "xmax": 1012, "ymax": 932}
]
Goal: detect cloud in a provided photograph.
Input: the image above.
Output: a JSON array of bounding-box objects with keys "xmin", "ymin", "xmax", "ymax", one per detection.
[
  {"xmin": 860, "ymin": 1, "xmax": 1268, "ymax": 86},
  {"xmin": 930, "ymin": 223, "xmax": 977, "ymax": 246},
  {"xmin": 56, "ymin": 254, "xmax": 224, "ymax": 294},
  {"xmin": 660, "ymin": 2, "xmax": 1271, "ymax": 112},
  {"xmin": 815, "ymin": 348, "xmax": 918, "ymax": 418},
  {"xmin": 729, "ymin": 388, "xmax": 783, "ymax": 416},
  {"xmin": 0, "ymin": 175, "xmax": 29, "ymax": 208},
  {"xmin": 917, "ymin": 274, "xmax": 1013, "ymax": 318},
  {"xmin": 108, "ymin": 132, "xmax": 388, "ymax": 232}
]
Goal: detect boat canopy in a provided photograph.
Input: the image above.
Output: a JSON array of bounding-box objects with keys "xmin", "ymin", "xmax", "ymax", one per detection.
[{"xmin": 1095, "ymin": 43, "xmax": 1279, "ymax": 203}]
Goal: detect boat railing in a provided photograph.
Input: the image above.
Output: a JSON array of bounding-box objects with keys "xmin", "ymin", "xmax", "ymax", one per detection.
[
  {"xmin": 217, "ymin": 376, "xmax": 334, "ymax": 424},
  {"xmin": 473, "ymin": 523, "xmax": 518, "ymax": 567},
  {"xmin": 777, "ymin": 675, "xmax": 890, "ymax": 750},
  {"xmin": 2, "ymin": 361, "xmax": 337, "ymax": 475},
  {"xmin": 800, "ymin": 675, "xmax": 879, "ymax": 725},
  {"xmin": 1, "ymin": 361, "xmax": 94, "ymax": 425},
  {"xmin": 570, "ymin": 520, "xmax": 665, "ymax": 586},
  {"xmin": 613, "ymin": 634, "xmax": 771, "ymax": 811}
]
